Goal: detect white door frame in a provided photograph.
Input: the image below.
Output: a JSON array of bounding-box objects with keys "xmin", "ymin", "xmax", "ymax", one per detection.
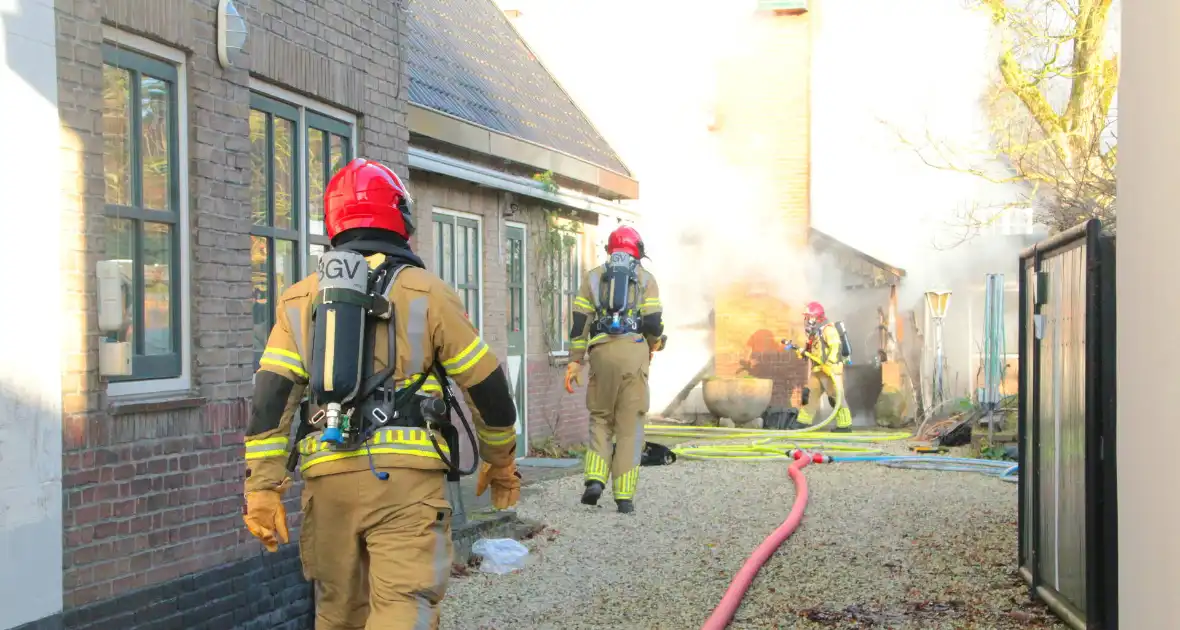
[{"xmin": 506, "ymin": 220, "xmax": 529, "ymax": 458}]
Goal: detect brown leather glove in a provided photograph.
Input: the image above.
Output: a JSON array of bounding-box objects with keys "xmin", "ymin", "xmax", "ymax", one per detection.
[
  {"xmin": 476, "ymin": 462, "xmax": 522, "ymax": 510},
  {"xmin": 651, "ymin": 335, "xmax": 667, "ymax": 352},
  {"xmin": 243, "ymin": 478, "xmax": 290, "ymax": 552},
  {"xmin": 563, "ymin": 361, "xmax": 583, "ymax": 394}
]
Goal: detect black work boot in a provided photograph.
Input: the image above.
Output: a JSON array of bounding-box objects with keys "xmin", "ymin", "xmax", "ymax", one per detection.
[
  {"xmin": 832, "ymin": 426, "xmax": 852, "ymax": 433},
  {"xmin": 616, "ymin": 499, "xmax": 634, "ymax": 514},
  {"xmin": 581, "ymin": 481, "xmax": 604, "ymax": 506}
]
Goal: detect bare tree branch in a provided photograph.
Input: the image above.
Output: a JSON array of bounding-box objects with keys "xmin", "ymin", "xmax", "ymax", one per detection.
[{"xmin": 893, "ymin": 0, "xmax": 1118, "ymax": 238}]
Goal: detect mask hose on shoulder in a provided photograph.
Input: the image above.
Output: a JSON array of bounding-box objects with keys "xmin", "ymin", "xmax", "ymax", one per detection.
[{"xmin": 421, "ymin": 370, "xmax": 480, "ymax": 478}]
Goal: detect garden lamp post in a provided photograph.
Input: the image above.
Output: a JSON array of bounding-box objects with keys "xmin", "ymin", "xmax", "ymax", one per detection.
[{"xmin": 925, "ymin": 290, "xmax": 952, "ymax": 407}]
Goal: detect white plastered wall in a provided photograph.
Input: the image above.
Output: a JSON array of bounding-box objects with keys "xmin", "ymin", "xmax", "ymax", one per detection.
[
  {"xmin": 1117, "ymin": 1, "xmax": 1180, "ymax": 625},
  {"xmin": 0, "ymin": 0, "xmax": 65, "ymax": 625}
]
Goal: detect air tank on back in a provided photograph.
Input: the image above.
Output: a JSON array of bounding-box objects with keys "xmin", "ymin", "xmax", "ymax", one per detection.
[{"xmin": 308, "ymin": 250, "xmax": 370, "ymax": 445}]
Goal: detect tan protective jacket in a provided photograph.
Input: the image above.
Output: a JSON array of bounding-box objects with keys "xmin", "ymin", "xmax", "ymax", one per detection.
[
  {"xmin": 245, "ymin": 254, "xmax": 515, "ymax": 492},
  {"xmin": 568, "ymin": 264, "xmax": 662, "ymax": 364}
]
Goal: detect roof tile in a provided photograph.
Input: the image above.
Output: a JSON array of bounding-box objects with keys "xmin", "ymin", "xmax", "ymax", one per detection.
[{"xmin": 407, "ymin": 0, "xmax": 632, "ymax": 176}]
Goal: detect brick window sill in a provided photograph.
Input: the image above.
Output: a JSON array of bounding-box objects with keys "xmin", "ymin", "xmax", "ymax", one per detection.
[{"xmin": 107, "ymin": 392, "xmax": 207, "ymax": 416}]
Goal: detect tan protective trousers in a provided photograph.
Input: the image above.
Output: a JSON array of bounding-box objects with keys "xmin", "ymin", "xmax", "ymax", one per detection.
[
  {"xmin": 584, "ymin": 338, "xmax": 651, "ymax": 501},
  {"xmin": 300, "ymin": 468, "xmax": 453, "ymax": 630},
  {"xmin": 797, "ymin": 369, "xmax": 853, "ymax": 429}
]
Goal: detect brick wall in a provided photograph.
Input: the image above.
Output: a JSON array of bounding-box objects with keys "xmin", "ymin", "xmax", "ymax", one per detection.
[
  {"xmin": 520, "ymin": 207, "xmax": 593, "ymax": 447},
  {"xmin": 60, "ymin": 545, "xmax": 311, "ymax": 630},
  {"xmin": 526, "ymin": 355, "xmax": 589, "ymax": 446},
  {"xmin": 710, "ymin": 9, "xmax": 814, "ymax": 404},
  {"xmin": 714, "ymin": 288, "xmax": 810, "ymax": 408},
  {"xmin": 61, "ymin": 402, "xmax": 260, "ymax": 608},
  {"xmin": 55, "ymin": 0, "xmax": 408, "ymax": 624}
]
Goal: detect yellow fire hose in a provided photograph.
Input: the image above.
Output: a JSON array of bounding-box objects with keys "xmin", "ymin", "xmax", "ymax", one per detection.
[{"xmin": 646, "ymin": 378, "xmax": 911, "ymax": 460}]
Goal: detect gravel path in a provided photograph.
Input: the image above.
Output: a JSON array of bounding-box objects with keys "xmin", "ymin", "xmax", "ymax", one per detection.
[{"xmin": 441, "ymin": 451, "xmax": 1064, "ymax": 630}]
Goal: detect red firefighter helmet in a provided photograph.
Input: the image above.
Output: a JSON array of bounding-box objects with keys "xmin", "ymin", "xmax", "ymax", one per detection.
[
  {"xmin": 325, "ymin": 158, "xmax": 416, "ymax": 240},
  {"xmin": 804, "ymin": 301, "xmax": 826, "ymax": 325},
  {"xmin": 605, "ymin": 225, "xmax": 645, "ymax": 259}
]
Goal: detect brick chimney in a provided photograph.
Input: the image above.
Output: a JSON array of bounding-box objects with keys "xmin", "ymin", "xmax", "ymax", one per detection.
[{"xmin": 710, "ymin": 4, "xmax": 813, "ymax": 409}]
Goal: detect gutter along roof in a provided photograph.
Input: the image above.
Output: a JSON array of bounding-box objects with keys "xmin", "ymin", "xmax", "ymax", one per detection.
[
  {"xmin": 810, "ymin": 228, "xmax": 907, "ymax": 288},
  {"xmin": 406, "ymin": 0, "xmax": 638, "ymax": 200}
]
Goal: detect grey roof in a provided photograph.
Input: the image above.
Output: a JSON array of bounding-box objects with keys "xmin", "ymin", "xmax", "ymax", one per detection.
[
  {"xmin": 810, "ymin": 228, "xmax": 906, "ymax": 288},
  {"xmin": 406, "ymin": 0, "xmax": 632, "ymax": 177}
]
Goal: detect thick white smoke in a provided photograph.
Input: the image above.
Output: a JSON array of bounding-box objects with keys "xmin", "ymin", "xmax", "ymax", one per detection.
[{"xmin": 499, "ymin": 0, "xmax": 1055, "ymax": 410}]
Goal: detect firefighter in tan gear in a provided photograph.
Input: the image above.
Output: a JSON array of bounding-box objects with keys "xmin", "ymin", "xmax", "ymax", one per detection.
[
  {"xmin": 563, "ymin": 226, "xmax": 664, "ymax": 514},
  {"xmin": 241, "ymin": 159, "xmax": 521, "ymax": 630},
  {"xmin": 787, "ymin": 301, "xmax": 853, "ymax": 432}
]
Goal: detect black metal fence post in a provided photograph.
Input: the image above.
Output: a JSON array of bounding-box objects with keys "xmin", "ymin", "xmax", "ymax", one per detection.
[{"xmin": 1017, "ymin": 219, "xmax": 1117, "ymax": 630}]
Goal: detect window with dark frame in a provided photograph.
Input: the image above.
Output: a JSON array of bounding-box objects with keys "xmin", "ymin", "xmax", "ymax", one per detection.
[
  {"xmin": 432, "ymin": 213, "xmax": 482, "ymax": 331},
  {"xmin": 249, "ymin": 93, "xmax": 353, "ymax": 367},
  {"xmin": 100, "ymin": 44, "xmax": 182, "ymax": 381},
  {"xmin": 551, "ymin": 234, "xmax": 581, "ymax": 351},
  {"xmin": 306, "ymin": 111, "xmax": 352, "ymax": 272}
]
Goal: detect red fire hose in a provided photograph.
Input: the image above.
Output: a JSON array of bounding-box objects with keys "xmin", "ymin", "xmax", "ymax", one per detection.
[{"xmin": 700, "ymin": 451, "xmax": 823, "ymax": 630}]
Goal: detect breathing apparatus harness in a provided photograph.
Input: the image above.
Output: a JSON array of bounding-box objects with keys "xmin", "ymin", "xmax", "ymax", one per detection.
[
  {"xmin": 303, "ymin": 246, "xmax": 478, "ymax": 483},
  {"xmin": 594, "ymin": 251, "xmax": 644, "ymax": 336},
  {"xmin": 789, "ymin": 318, "xmax": 854, "ymax": 367}
]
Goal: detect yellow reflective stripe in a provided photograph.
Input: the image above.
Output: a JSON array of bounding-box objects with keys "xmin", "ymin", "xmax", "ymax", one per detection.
[
  {"xmin": 299, "ymin": 447, "xmax": 443, "ymax": 472},
  {"xmin": 245, "ymin": 435, "xmax": 289, "ymax": 460},
  {"xmin": 584, "ymin": 450, "xmax": 609, "ymax": 484},
  {"xmin": 246, "ymin": 437, "xmax": 288, "ymax": 447},
  {"xmin": 246, "ymin": 449, "xmax": 287, "ymax": 460},
  {"xmin": 260, "ymin": 358, "xmax": 309, "ymax": 379},
  {"xmin": 443, "ymin": 338, "xmax": 481, "ymax": 367},
  {"xmin": 399, "ymin": 373, "xmax": 443, "ymax": 394},
  {"xmin": 446, "ymin": 344, "xmax": 489, "ymax": 376},
  {"xmin": 641, "ymin": 298, "xmax": 661, "ymax": 308},
  {"xmin": 573, "ymin": 297, "xmax": 594, "ymax": 311},
  {"xmin": 266, "ymin": 348, "xmax": 302, "ymax": 362},
  {"xmin": 260, "ymin": 350, "xmax": 309, "ymax": 379},
  {"xmin": 613, "ymin": 467, "xmax": 640, "ymax": 500},
  {"xmin": 296, "ymin": 427, "xmax": 449, "ymax": 472},
  {"xmin": 298, "ymin": 427, "xmax": 446, "ymax": 455},
  {"xmin": 570, "ymin": 340, "xmax": 587, "ymax": 349},
  {"xmin": 478, "ymin": 428, "xmax": 516, "ymax": 447}
]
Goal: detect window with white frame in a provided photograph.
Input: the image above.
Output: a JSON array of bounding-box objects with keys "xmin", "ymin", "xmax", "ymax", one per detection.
[
  {"xmin": 551, "ymin": 233, "xmax": 582, "ymax": 352},
  {"xmin": 432, "ymin": 212, "xmax": 482, "ymax": 331},
  {"xmin": 249, "ymin": 90, "xmax": 354, "ymax": 365},
  {"xmin": 100, "ymin": 42, "xmax": 185, "ymax": 383}
]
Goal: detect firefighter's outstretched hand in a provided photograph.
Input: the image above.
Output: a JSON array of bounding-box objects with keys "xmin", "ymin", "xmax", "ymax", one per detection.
[
  {"xmin": 476, "ymin": 462, "xmax": 522, "ymax": 510},
  {"xmin": 563, "ymin": 361, "xmax": 583, "ymax": 394},
  {"xmin": 243, "ymin": 488, "xmax": 289, "ymax": 552}
]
